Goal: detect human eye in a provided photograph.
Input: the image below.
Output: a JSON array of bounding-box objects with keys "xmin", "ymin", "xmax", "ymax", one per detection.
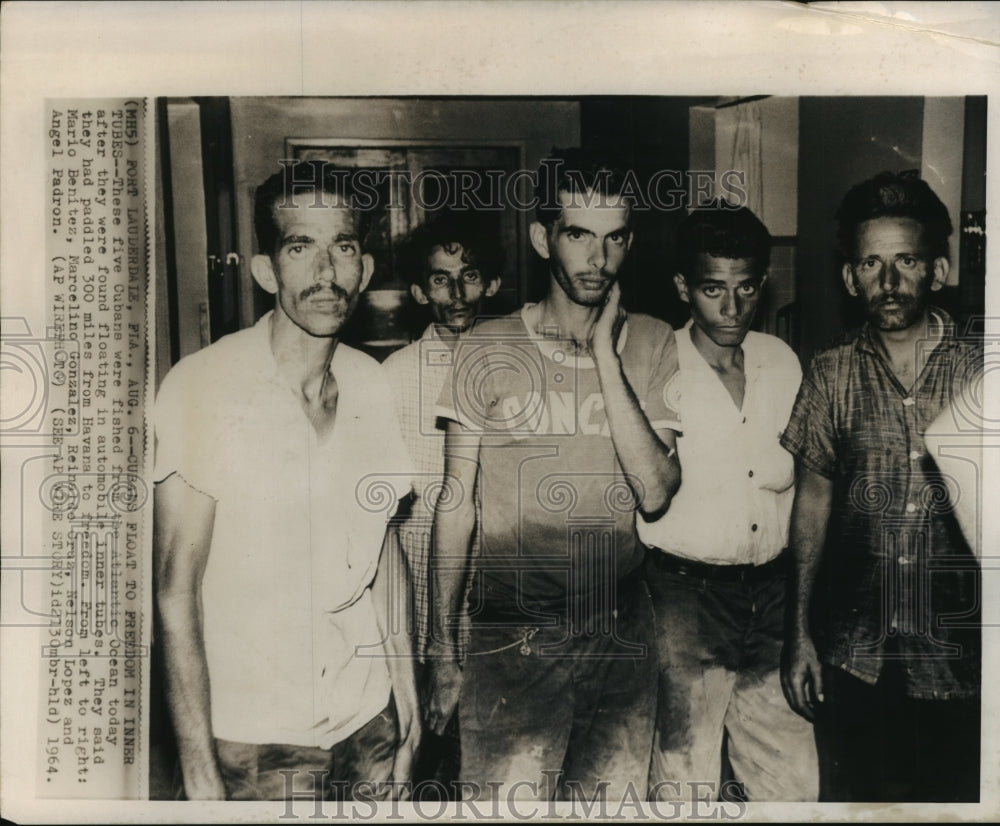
[
  {"xmin": 566, "ymin": 228, "xmax": 586, "ymax": 241},
  {"xmin": 701, "ymin": 285, "xmax": 723, "ymax": 298},
  {"xmin": 334, "ymin": 242, "xmax": 358, "ymax": 257},
  {"xmin": 463, "ymin": 270, "xmax": 482, "ymax": 283},
  {"xmin": 286, "ymin": 243, "xmax": 310, "ymax": 259},
  {"xmin": 737, "ymin": 282, "xmax": 759, "ymax": 296},
  {"xmin": 898, "ymin": 255, "xmax": 919, "ymax": 269},
  {"xmin": 856, "ymin": 258, "xmax": 881, "ymax": 272},
  {"xmin": 428, "ymin": 274, "xmax": 448, "ymax": 288},
  {"xmin": 606, "ymin": 231, "xmax": 628, "ymax": 247}
]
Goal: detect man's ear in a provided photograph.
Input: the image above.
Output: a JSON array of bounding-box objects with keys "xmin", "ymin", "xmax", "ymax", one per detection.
[
  {"xmin": 251, "ymin": 254, "xmax": 278, "ymax": 294},
  {"xmin": 842, "ymin": 263, "xmax": 858, "ymax": 297},
  {"xmin": 673, "ymin": 273, "xmax": 690, "ymax": 304},
  {"xmin": 529, "ymin": 221, "xmax": 552, "ymax": 260},
  {"xmin": 359, "ymin": 253, "xmax": 375, "ymax": 294},
  {"xmin": 485, "ymin": 276, "xmax": 501, "ymax": 298},
  {"xmin": 930, "ymin": 257, "xmax": 950, "ymax": 292},
  {"xmin": 410, "ymin": 282, "xmax": 430, "ymax": 305}
]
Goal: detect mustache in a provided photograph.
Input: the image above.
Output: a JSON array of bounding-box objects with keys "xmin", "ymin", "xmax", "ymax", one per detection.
[
  {"xmin": 873, "ymin": 294, "xmax": 914, "ymax": 307},
  {"xmin": 300, "ymin": 283, "xmax": 351, "ymax": 302}
]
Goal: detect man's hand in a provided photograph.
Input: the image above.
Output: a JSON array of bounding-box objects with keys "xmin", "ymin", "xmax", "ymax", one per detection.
[
  {"xmin": 781, "ymin": 629, "xmax": 825, "ymax": 722},
  {"xmin": 589, "ymin": 281, "xmax": 627, "ymax": 359},
  {"xmin": 425, "ymin": 657, "xmax": 463, "ymax": 737},
  {"xmin": 389, "ymin": 686, "xmax": 421, "ymax": 797}
]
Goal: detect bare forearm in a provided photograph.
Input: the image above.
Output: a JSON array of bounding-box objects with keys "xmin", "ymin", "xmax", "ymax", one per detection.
[
  {"xmin": 429, "ymin": 497, "xmax": 476, "ymax": 654},
  {"xmin": 429, "ymin": 425, "xmax": 480, "ymax": 656},
  {"xmin": 153, "ymin": 475, "xmax": 222, "ymax": 797},
  {"xmin": 157, "ymin": 592, "xmax": 220, "ymax": 788},
  {"xmin": 374, "ymin": 526, "xmax": 416, "ymax": 667},
  {"xmin": 594, "ymin": 350, "xmax": 680, "ymax": 518},
  {"xmin": 788, "ymin": 466, "xmax": 833, "ymax": 632}
]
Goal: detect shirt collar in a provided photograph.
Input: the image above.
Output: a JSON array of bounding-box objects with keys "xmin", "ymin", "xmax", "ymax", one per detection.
[
  {"xmin": 520, "ymin": 302, "xmax": 630, "ymax": 366},
  {"xmin": 680, "ymin": 318, "xmax": 761, "ymax": 372},
  {"xmin": 254, "ymin": 308, "xmax": 349, "ymax": 384}
]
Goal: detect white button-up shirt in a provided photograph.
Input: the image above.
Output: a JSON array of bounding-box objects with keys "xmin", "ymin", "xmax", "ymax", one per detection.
[
  {"xmin": 638, "ymin": 323, "xmax": 802, "ymax": 565},
  {"xmin": 154, "ymin": 312, "xmax": 414, "ymax": 747}
]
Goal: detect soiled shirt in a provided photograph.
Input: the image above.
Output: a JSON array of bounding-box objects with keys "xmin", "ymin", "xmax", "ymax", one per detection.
[
  {"xmin": 154, "ymin": 312, "xmax": 414, "ymax": 747},
  {"xmin": 781, "ymin": 308, "xmax": 980, "ymax": 699},
  {"xmin": 437, "ymin": 305, "xmax": 680, "ymax": 612},
  {"xmin": 638, "ymin": 323, "xmax": 802, "ymax": 565}
]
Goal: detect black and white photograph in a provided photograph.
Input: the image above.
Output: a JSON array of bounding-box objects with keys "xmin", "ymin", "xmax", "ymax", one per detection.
[{"xmin": 1, "ymin": 2, "xmax": 998, "ymax": 823}]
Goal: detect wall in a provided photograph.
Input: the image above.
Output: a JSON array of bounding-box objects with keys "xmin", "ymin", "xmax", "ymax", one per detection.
[
  {"xmin": 581, "ymin": 97, "xmax": 710, "ymax": 326},
  {"xmin": 229, "ymin": 97, "xmax": 580, "ymax": 327},
  {"xmin": 796, "ymin": 97, "xmax": 925, "ymax": 363},
  {"xmin": 713, "ymin": 96, "xmax": 799, "ymax": 237}
]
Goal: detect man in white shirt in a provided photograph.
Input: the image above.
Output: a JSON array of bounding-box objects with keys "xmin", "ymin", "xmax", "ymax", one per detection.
[
  {"xmin": 641, "ymin": 203, "xmax": 818, "ymax": 801},
  {"xmin": 382, "ymin": 211, "xmax": 501, "ymax": 789},
  {"xmin": 154, "ymin": 161, "xmax": 418, "ymax": 801},
  {"xmin": 383, "ymin": 211, "xmax": 502, "ymax": 663}
]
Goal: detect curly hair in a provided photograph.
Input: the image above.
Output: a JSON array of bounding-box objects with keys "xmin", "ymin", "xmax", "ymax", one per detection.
[
  {"xmin": 835, "ymin": 171, "xmax": 953, "ymax": 262},
  {"xmin": 399, "ymin": 210, "xmax": 503, "ymax": 289}
]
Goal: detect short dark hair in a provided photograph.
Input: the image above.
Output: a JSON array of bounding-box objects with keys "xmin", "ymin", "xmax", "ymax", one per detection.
[
  {"xmin": 675, "ymin": 201, "xmax": 771, "ymax": 281},
  {"xmin": 835, "ymin": 171, "xmax": 953, "ymax": 262},
  {"xmin": 253, "ymin": 159, "xmax": 373, "ymax": 258},
  {"xmin": 534, "ymin": 147, "xmax": 633, "ymax": 227},
  {"xmin": 399, "ymin": 210, "xmax": 503, "ymax": 289}
]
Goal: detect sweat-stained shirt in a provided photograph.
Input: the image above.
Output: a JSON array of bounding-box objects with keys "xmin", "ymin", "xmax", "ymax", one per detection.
[{"xmin": 436, "ymin": 304, "xmax": 680, "ymax": 614}]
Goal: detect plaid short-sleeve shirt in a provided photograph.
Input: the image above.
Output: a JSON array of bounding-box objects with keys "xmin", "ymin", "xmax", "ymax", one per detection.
[{"xmin": 781, "ymin": 308, "xmax": 980, "ymax": 699}]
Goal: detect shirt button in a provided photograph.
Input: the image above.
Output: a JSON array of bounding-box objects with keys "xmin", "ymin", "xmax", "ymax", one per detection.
[
  {"xmin": 748, "ymin": 469, "xmax": 754, "ymax": 478},
  {"xmin": 902, "ymin": 397, "xmax": 915, "ymax": 407},
  {"xmin": 910, "ymin": 450, "xmax": 921, "ymax": 460},
  {"xmin": 751, "ymin": 523, "xmax": 758, "ymax": 532},
  {"xmin": 906, "ymin": 502, "xmax": 916, "ymax": 514}
]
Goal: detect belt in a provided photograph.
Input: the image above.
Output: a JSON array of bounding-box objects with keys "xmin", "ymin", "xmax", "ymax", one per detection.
[
  {"xmin": 648, "ymin": 548, "xmax": 788, "ymax": 583},
  {"xmin": 472, "ymin": 565, "xmax": 646, "ymax": 624}
]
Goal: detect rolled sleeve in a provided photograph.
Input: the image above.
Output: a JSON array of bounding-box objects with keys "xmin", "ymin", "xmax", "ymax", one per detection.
[
  {"xmin": 643, "ymin": 323, "xmax": 682, "ymax": 432},
  {"xmin": 780, "ymin": 360, "xmax": 837, "ymax": 479}
]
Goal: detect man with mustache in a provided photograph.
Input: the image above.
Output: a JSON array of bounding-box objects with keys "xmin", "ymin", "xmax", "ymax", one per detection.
[
  {"xmin": 382, "ymin": 210, "xmax": 502, "ymax": 787},
  {"xmin": 780, "ymin": 171, "xmax": 981, "ymax": 801},
  {"xmin": 154, "ymin": 160, "xmax": 418, "ymax": 800},
  {"xmin": 384, "ymin": 210, "xmax": 502, "ymax": 663},
  {"xmin": 427, "ymin": 149, "xmax": 682, "ymax": 801},
  {"xmin": 640, "ymin": 204, "xmax": 817, "ymax": 802}
]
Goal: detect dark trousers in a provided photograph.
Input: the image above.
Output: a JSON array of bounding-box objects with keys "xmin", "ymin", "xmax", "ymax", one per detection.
[
  {"xmin": 458, "ymin": 577, "xmax": 658, "ymax": 801},
  {"xmin": 816, "ymin": 663, "xmax": 980, "ymax": 802},
  {"xmin": 645, "ymin": 552, "xmax": 818, "ymax": 802}
]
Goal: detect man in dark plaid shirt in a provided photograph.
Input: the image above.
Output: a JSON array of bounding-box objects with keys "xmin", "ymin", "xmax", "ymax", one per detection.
[{"xmin": 780, "ymin": 171, "xmax": 981, "ymax": 802}]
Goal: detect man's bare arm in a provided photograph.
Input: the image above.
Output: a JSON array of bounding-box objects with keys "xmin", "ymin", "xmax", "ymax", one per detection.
[
  {"xmin": 371, "ymin": 519, "xmax": 420, "ymax": 793},
  {"xmin": 780, "ymin": 463, "xmax": 833, "ymax": 722},
  {"xmin": 425, "ymin": 420, "xmax": 481, "ymax": 735},
  {"xmin": 591, "ymin": 282, "xmax": 681, "ymax": 520},
  {"xmin": 154, "ymin": 474, "xmax": 224, "ymax": 799}
]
